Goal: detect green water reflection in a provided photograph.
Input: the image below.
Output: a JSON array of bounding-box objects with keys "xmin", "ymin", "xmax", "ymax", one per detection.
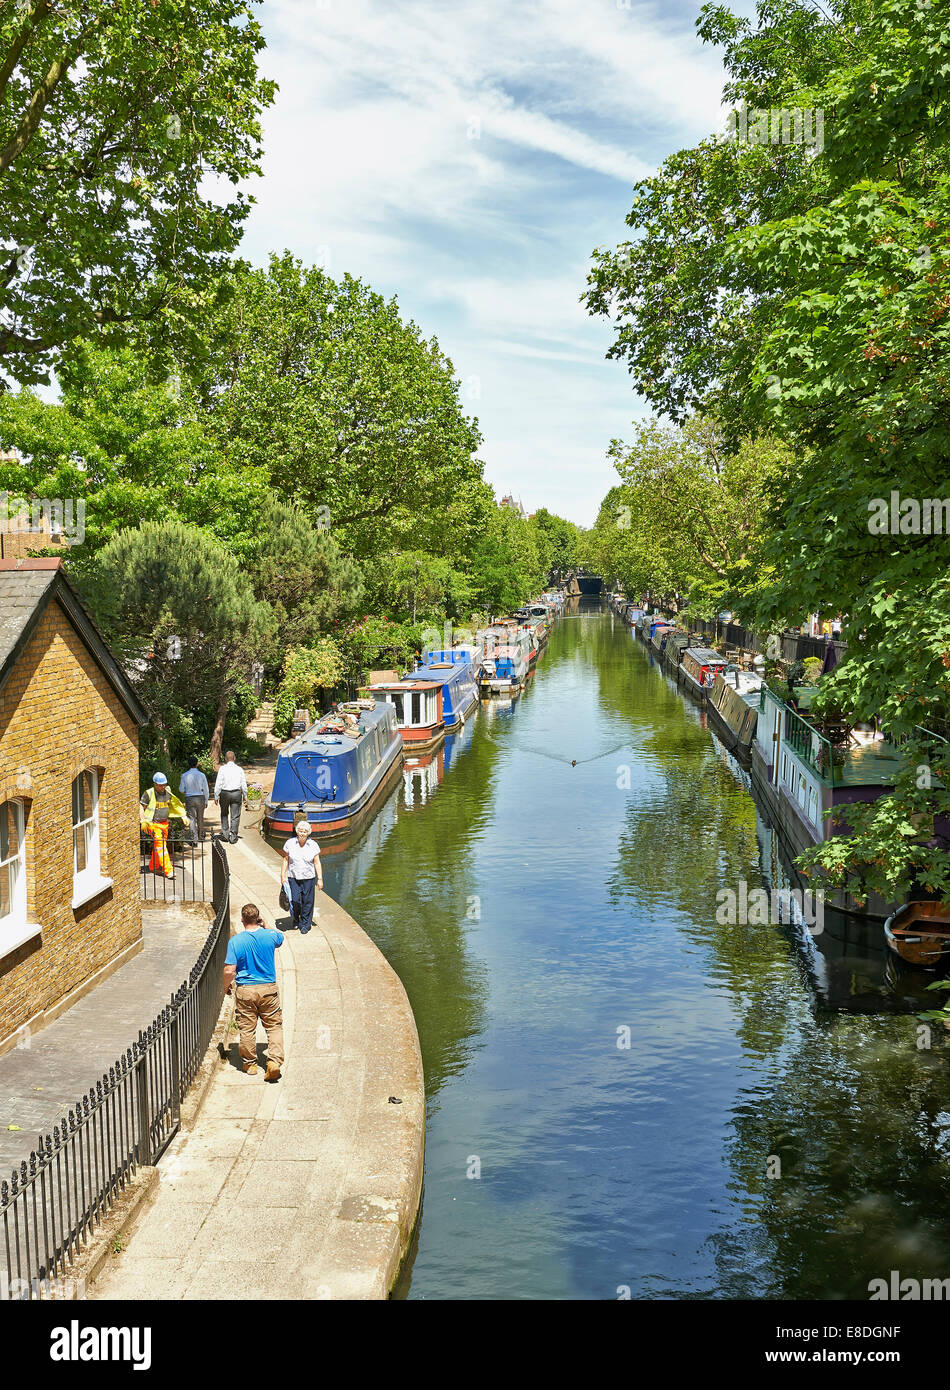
[{"xmin": 319, "ymin": 607, "xmax": 950, "ymax": 1300}]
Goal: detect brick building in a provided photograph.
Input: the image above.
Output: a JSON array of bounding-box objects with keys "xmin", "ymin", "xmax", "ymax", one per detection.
[{"xmin": 0, "ymin": 558, "xmax": 148, "ymax": 1053}]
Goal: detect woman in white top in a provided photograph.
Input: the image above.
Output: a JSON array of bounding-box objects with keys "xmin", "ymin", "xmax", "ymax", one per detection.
[{"xmin": 280, "ymin": 820, "xmax": 323, "ymax": 935}]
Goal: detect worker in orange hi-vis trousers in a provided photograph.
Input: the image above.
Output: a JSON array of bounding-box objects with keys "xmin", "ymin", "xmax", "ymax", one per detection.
[{"xmin": 139, "ymin": 772, "xmax": 190, "ymax": 878}]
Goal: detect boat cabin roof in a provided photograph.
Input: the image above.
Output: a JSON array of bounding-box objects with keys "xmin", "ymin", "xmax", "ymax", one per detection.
[
  {"xmin": 281, "ymin": 702, "xmax": 394, "ymax": 758},
  {"xmin": 370, "ymin": 679, "xmax": 441, "ymax": 692},
  {"xmin": 684, "ymin": 647, "xmax": 725, "ymax": 664}
]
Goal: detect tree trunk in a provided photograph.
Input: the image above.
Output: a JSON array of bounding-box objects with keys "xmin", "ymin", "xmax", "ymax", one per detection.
[{"xmin": 210, "ymin": 681, "xmax": 230, "ymax": 769}]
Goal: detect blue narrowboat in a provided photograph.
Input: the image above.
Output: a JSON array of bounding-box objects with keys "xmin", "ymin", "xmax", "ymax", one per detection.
[
  {"xmin": 264, "ymin": 701, "xmax": 403, "ymax": 837},
  {"xmin": 412, "ymin": 650, "xmax": 479, "ymax": 727},
  {"xmin": 370, "ymin": 649, "xmax": 479, "ymax": 751}
]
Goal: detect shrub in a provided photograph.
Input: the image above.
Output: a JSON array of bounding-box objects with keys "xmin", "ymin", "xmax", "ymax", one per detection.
[{"xmin": 272, "ymin": 640, "xmax": 345, "ymax": 739}]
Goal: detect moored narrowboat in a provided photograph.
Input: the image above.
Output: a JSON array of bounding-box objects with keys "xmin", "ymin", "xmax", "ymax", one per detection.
[
  {"xmin": 264, "ymin": 701, "xmax": 403, "ymax": 837},
  {"xmin": 706, "ymin": 669, "xmax": 762, "ymax": 761},
  {"xmin": 368, "ymin": 675, "xmax": 446, "ymax": 753},
  {"xmin": 678, "ymin": 646, "xmax": 727, "ymax": 701},
  {"xmin": 485, "ymin": 620, "xmax": 536, "ymax": 665},
  {"xmin": 884, "ymin": 901, "xmax": 950, "ymax": 969},
  {"xmin": 412, "ymin": 650, "xmax": 479, "ymax": 728},
  {"xmin": 661, "ymin": 629, "xmax": 690, "ymax": 670},
  {"xmin": 648, "ymin": 620, "xmax": 675, "ymax": 654},
  {"xmin": 479, "ymin": 643, "xmax": 528, "ymax": 697}
]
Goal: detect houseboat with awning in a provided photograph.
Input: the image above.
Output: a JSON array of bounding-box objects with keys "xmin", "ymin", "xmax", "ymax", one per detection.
[
  {"xmin": 678, "ymin": 647, "xmax": 727, "ymax": 702},
  {"xmin": 264, "ymin": 701, "xmax": 403, "ymax": 837}
]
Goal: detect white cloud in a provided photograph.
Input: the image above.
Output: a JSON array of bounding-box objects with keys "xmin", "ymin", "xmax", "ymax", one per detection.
[{"xmin": 238, "ymin": 0, "xmax": 741, "ymax": 525}]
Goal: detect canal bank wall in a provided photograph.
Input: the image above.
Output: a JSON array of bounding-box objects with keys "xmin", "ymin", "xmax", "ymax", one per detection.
[{"xmin": 90, "ymin": 831, "xmax": 425, "ymax": 1301}]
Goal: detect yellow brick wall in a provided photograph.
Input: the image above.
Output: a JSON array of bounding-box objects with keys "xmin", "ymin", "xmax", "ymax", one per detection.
[{"xmin": 0, "ymin": 597, "xmax": 142, "ymax": 1044}]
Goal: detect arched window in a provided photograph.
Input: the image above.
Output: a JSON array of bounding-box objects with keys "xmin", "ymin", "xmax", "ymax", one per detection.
[
  {"xmin": 0, "ymin": 798, "xmax": 37, "ymax": 956},
  {"xmin": 71, "ymin": 770, "xmax": 109, "ymax": 906},
  {"xmin": 0, "ymin": 799, "xmax": 25, "ymax": 928}
]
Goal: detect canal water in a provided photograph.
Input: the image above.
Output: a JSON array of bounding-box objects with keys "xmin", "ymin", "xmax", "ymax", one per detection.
[{"xmin": 321, "ymin": 604, "xmax": 950, "ymax": 1300}]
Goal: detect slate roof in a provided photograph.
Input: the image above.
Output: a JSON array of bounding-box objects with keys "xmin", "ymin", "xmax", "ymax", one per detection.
[
  {"xmin": 0, "ymin": 564, "xmax": 59, "ymax": 676},
  {"xmin": 0, "ymin": 559, "xmax": 148, "ymax": 726}
]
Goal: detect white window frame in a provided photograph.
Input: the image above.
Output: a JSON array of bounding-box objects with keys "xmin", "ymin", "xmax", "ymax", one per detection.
[
  {"xmin": 0, "ymin": 798, "xmax": 40, "ymax": 958},
  {"xmin": 71, "ymin": 769, "xmax": 112, "ymax": 909}
]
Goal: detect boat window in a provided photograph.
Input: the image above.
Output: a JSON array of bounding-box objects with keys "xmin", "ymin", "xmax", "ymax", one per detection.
[
  {"xmin": 391, "ymin": 693, "xmax": 405, "ymax": 725},
  {"xmin": 411, "ymin": 692, "xmax": 422, "ymax": 726}
]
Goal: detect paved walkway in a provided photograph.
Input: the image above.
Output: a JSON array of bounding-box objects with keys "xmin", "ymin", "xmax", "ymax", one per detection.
[
  {"xmin": 0, "ymin": 906, "xmax": 209, "ymax": 1176},
  {"xmin": 90, "ymin": 832, "xmax": 424, "ymax": 1300}
]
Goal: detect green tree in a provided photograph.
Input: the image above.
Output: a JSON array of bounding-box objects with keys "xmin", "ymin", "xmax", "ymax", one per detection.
[
  {"xmin": 366, "ymin": 549, "xmax": 475, "ymax": 625},
  {"xmin": 585, "ymin": 418, "xmax": 788, "ymax": 615},
  {"xmin": 249, "ymin": 495, "xmax": 365, "ymax": 653},
  {"xmin": 337, "ymin": 615, "xmax": 421, "ymax": 691},
  {"xmin": 198, "ymin": 253, "xmax": 484, "ymax": 556},
  {"xmin": 531, "ymin": 507, "xmax": 580, "ymax": 579},
  {"xmin": 0, "ymin": 0, "xmax": 275, "ymax": 386},
  {"xmin": 90, "ymin": 517, "xmax": 274, "ymax": 765},
  {"xmin": 468, "ymin": 497, "xmax": 546, "ymax": 615},
  {"xmin": 0, "ymin": 340, "xmax": 269, "ymax": 565},
  {"xmin": 271, "ymin": 640, "xmax": 345, "ymax": 739},
  {"xmin": 584, "ymin": 0, "xmax": 950, "ymax": 891}
]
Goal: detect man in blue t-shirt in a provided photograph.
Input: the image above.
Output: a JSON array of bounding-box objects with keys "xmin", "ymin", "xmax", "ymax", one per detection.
[{"xmin": 224, "ymin": 903, "xmax": 284, "ymax": 1080}]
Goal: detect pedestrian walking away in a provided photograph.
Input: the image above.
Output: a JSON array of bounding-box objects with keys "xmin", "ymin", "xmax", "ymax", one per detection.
[
  {"xmin": 140, "ymin": 772, "xmax": 190, "ymax": 877},
  {"xmin": 214, "ymin": 750, "xmax": 248, "ymax": 843},
  {"xmin": 223, "ymin": 903, "xmax": 284, "ymax": 1080},
  {"xmin": 179, "ymin": 754, "xmax": 210, "ymax": 845},
  {"xmin": 280, "ymin": 819, "xmax": 323, "ymax": 935}
]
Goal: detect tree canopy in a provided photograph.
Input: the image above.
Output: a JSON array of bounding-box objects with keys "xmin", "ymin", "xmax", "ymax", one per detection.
[
  {"xmin": 582, "ymin": 417, "xmax": 789, "ymax": 616},
  {"xmin": 0, "ymin": 0, "xmax": 274, "ymax": 385},
  {"xmin": 197, "ymin": 253, "xmax": 485, "ymax": 557},
  {"xmin": 585, "ymin": 0, "xmax": 950, "ymax": 727},
  {"xmin": 584, "ymin": 0, "xmax": 950, "ymax": 904},
  {"xmin": 91, "ymin": 516, "xmax": 274, "ymax": 764}
]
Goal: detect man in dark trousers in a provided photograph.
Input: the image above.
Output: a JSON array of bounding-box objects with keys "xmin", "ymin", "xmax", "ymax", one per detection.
[
  {"xmin": 214, "ymin": 750, "xmax": 248, "ymax": 843},
  {"xmin": 179, "ymin": 755, "xmax": 210, "ymax": 845},
  {"xmin": 223, "ymin": 903, "xmax": 284, "ymax": 1081}
]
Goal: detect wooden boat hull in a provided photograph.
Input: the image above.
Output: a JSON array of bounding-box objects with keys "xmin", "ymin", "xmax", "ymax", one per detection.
[
  {"xmin": 884, "ymin": 903, "xmax": 950, "ymax": 969},
  {"xmin": 678, "ymin": 667, "xmax": 710, "ymax": 704}
]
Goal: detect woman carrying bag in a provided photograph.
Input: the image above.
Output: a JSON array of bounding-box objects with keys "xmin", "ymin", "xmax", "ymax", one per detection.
[{"xmin": 280, "ymin": 819, "xmax": 323, "ymax": 934}]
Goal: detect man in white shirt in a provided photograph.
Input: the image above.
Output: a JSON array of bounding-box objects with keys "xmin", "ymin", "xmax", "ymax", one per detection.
[
  {"xmin": 280, "ymin": 820, "xmax": 323, "ymax": 934},
  {"xmin": 214, "ymin": 750, "xmax": 248, "ymax": 843}
]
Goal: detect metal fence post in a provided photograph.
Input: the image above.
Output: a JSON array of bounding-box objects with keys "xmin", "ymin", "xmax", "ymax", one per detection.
[
  {"xmin": 169, "ymin": 999, "xmax": 182, "ymax": 1120},
  {"xmin": 134, "ymin": 1036, "xmax": 152, "ymax": 1168}
]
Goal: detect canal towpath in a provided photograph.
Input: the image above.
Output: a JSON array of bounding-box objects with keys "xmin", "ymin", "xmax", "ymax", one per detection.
[{"xmin": 89, "ymin": 829, "xmax": 425, "ymax": 1301}]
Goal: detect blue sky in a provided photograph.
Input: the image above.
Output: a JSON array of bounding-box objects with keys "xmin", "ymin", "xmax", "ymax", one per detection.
[{"xmin": 238, "ymin": 0, "xmax": 757, "ymax": 527}]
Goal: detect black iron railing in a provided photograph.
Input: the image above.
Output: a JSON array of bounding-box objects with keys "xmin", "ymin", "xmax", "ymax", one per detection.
[
  {"xmin": 139, "ymin": 822, "xmax": 208, "ymax": 902},
  {"xmin": 0, "ymin": 837, "xmax": 230, "ymax": 1300}
]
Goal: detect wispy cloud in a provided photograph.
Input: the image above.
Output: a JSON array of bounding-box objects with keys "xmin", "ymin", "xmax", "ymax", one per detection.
[{"xmin": 239, "ymin": 0, "xmax": 748, "ymax": 525}]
